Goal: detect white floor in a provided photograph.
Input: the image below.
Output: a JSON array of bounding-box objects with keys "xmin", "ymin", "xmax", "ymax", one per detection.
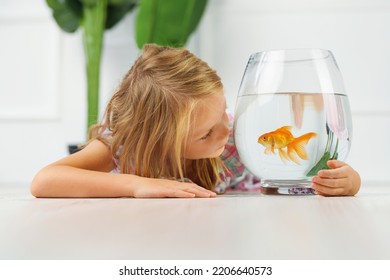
[{"xmin": 1, "ymin": 183, "xmax": 390, "ymax": 260}]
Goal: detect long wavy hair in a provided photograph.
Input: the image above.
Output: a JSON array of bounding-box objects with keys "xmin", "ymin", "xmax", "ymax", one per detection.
[{"xmin": 90, "ymin": 44, "xmax": 224, "ymax": 190}]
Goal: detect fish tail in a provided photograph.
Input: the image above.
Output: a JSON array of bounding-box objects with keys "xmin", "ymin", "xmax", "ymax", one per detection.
[
  {"xmin": 287, "ymin": 132, "xmax": 317, "ymax": 162},
  {"xmin": 297, "ymin": 132, "xmax": 317, "ymax": 145}
]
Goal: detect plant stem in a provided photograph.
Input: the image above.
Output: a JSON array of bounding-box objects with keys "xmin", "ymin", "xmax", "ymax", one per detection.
[{"xmin": 82, "ymin": 0, "xmax": 108, "ymax": 136}]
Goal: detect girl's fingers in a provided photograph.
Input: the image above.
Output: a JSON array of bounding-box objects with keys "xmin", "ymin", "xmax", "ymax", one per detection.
[
  {"xmin": 171, "ymin": 189, "xmax": 196, "ymax": 198},
  {"xmin": 171, "ymin": 182, "xmax": 216, "ymax": 198},
  {"xmin": 133, "ymin": 178, "xmax": 216, "ymax": 198},
  {"xmin": 182, "ymin": 183, "xmax": 217, "ymax": 197},
  {"xmin": 327, "ymin": 159, "xmax": 347, "ymax": 169},
  {"xmin": 312, "ymin": 175, "xmax": 347, "ymax": 188},
  {"xmin": 311, "ymin": 182, "xmax": 344, "ymax": 196},
  {"xmin": 317, "ymin": 161, "xmax": 352, "ymax": 179},
  {"xmin": 311, "ymin": 161, "xmax": 360, "ymax": 196},
  {"xmin": 311, "ymin": 175, "xmax": 348, "ymax": 196},
  {"xmin": 318, "ymin": 169, "xmax": 338, "ymax": 179},
  {"xmin": 317, "ymin": 166, "xmax": 347, "ymax": 179},
  {"xmin": 318, "ymin": 160, "xmax": 352, "ymax": 178}
]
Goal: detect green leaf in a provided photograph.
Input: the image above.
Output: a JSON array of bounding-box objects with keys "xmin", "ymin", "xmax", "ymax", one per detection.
[
  {"xmin": 108, "ymin": 0, "xmax": 137, "ymax": 5},
  {"xmin": 106, "ymin": 1, "xmax": 137, "ymax": 29},
  {"xmin": 46, "ymin": 0, "xmax": 66, "ymax": 9},
  {"xmin": 187, "ymin": 0, "xmax": 207, "ymax": 34},
  {"xmin": 80, "ymin": 0, "xmax": 99, "ymax": 6},
  {"xmin": 46, "ymin": 0, "xmax": 81, "ymax": 32},
  {"xmin": 135, "ymin": 0, "xmax": 208, "ymax": 48},
  {"xmin": 306, "ymin": 152, "xmax": 331, "ymax": 177},
  {"xmin": 53, "ymin": 8, "xmax": 81, "ymax": 32},
  {"xmin": 307, "ymin": 125, "xmax": 340, "ymax": 177},
  {"xmin": 66, "ymin": 0, "xmax": 83, "ymax": 18}
]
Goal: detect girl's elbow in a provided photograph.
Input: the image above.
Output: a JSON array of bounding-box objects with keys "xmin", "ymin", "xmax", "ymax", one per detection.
[
  {"xmin": 30, "ymin": 178, "xmax": 43, "ymax": 198},
  {"xmin": 30, "ymin": 170, "xmax": 51, "ymax": 198}
]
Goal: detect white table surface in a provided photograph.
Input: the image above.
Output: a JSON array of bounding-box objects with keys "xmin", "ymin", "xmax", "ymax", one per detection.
[{"xmin": 0, "ymin": 184, "xmax": 389, "ymax": 260}]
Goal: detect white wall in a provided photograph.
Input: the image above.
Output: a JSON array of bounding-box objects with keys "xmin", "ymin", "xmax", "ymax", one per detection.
[
  {"xmin": 0, "ymin": 0, "xmax": 389, "ymax": 186},
  {"xmin": 0, "ymin": 0, "xmax": 139, "ymax": 185}
]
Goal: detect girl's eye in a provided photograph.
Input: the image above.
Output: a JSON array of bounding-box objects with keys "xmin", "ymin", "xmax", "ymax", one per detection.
[{"xmin": 200, "ymin": 129, "xmax": 213, "ymax": 140}]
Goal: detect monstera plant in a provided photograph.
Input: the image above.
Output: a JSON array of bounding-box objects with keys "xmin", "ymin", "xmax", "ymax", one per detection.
[{"xmin": 46, "ymin": 0, "xmax": 208, "ymax": 140}]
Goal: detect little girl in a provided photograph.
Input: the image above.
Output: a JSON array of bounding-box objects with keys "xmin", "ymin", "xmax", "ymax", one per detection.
[{"xmin": 31, "ymin": 44, "xmax": 361, "ymax": 198}]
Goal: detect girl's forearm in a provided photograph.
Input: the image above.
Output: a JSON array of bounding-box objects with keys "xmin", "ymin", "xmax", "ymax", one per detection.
[{"xmin": 31, "ymin": 166, "xmax": 136, "ymax": 198}]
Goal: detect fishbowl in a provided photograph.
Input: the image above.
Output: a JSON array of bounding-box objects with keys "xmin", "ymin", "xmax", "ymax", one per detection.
[{"xmin": 233, "ymin": 49, "xmax": 352, "ymax": 195}]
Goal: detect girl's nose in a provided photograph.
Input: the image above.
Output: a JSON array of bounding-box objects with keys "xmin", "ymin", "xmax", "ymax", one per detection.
[
  {"xmin": 221, "ymin": 124, "xmax": 229, "ymax": 140},
  {"xmin": 217, "ymin": 114, "xmax": 230, "ymax": 141}
]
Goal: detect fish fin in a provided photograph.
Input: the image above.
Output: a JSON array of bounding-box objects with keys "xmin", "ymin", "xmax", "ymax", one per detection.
[
  {"xmin": 288, "ymin": 132, "xmax": 317, "ymax": 161},
  {"xmin": 264, "ymin": 147, "xmax": 272, "ymax": 155},
  {"xmin": 287, "ymin": 146, "xmax": 301, "ymax": 165},
  {"xmin": 278, "ymin": 148, "xmax": 289, "ymax": 164},
  {"xmin": 276, "ymin": 126, "xmax": 292, "ymax": 132}
]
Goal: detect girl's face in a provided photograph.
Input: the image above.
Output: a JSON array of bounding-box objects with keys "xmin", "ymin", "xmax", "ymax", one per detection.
[{"xmin": 184, "ymin": 91, "xmax": 229, "ymax": 159}]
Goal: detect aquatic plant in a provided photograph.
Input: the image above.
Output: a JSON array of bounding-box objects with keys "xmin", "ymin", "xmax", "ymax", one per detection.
[{"xmin": 306, "ymin": 123, "xmax": 338, "ymax": 176}]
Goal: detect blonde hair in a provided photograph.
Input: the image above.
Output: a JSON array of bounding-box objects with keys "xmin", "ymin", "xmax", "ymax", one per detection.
[{"xmin": 90, "ymin": 44, "xmax": 224, "ymax": 190}]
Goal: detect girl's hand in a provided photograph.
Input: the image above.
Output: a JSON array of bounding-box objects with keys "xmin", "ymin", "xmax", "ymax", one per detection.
[
  {"xmin": 130, "ymin": 177, "xmax": 217, "ymax": 198},
  {"xmin": 311, "ymin": 160, "xmax": 361, "ymax": 196}
]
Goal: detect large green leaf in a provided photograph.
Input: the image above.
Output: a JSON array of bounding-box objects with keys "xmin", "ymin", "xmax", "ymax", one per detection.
[
  {"xmin": 46, "ymin": 0, "xmax": 66, "ymax": 9},
  {"xmin": 135, "ymin": 0, "xmax": 208, "ymax": 48},
  {"xmin": 80, "ymin": 0, "xmax": 99, "ymax": 6},
  {"xmin": 66, "ymin": 0, "xmax": 83, "ymax": 17},
  {"xmin": 187, "ymin": 0, "xmax": 207, "ymax": 34},
  {"xmin": 106, "ymin": 0, "xmax": 138, "ymax": 29},
  {"xmin": 46, "ymin": 0, "xmax": 82, "ymax": 32}
]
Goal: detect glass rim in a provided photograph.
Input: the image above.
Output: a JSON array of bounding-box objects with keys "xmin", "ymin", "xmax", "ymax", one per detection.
[{"xmin": 250, "ymin": 48, "xmax": 334, "ymax": 63}]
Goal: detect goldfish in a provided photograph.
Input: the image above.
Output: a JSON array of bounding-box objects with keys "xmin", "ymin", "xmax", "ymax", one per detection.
[{"xmin": 257, "ymin": 126, "xmax": 317, "ymax": 165}]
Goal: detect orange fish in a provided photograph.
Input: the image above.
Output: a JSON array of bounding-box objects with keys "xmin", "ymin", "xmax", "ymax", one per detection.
[{"xmin": 257, "ymin": 126, "xmax": 317, "ymax": 164}]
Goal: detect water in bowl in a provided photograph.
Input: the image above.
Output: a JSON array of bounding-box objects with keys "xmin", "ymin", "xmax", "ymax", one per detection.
[{"xmin": 233, "ymin": 92, "xmax": 352, "ymax": 194}]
